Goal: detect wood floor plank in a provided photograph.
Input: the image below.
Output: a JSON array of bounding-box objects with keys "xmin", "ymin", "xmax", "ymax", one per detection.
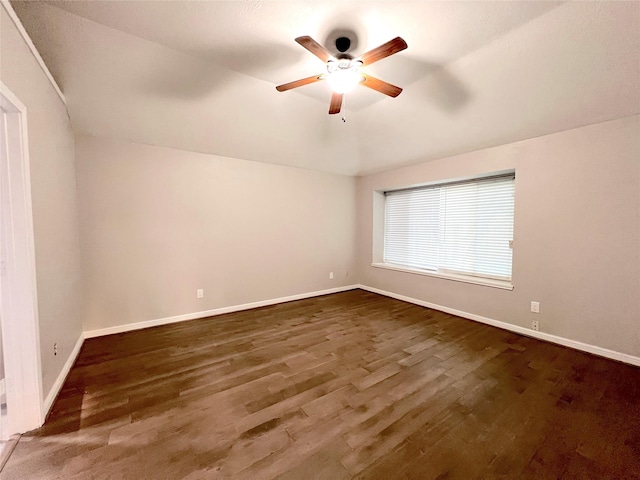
[{"xmin": 2, "ymin": 289, "xmax": 639, "ymax": 479}]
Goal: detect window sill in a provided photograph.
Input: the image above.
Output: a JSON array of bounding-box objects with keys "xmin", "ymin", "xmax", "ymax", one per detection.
[{"xmin": 370, "ymin": 263, "xmax": 514, "ymax": 290}]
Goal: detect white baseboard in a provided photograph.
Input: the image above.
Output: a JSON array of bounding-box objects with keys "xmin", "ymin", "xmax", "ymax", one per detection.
[
  {"xmin": 42, "ymin": 333, "xmax": 85, "ymax": 420},
  {"xmin": 84, "ymin": 285, "xmax": 359, "ymax": 339},
  {"xmin": 42, "ymin": 286, "xmax": 357, "ymax": 420},
  {"xmin": 357, "ymin": 284, "xmax": 640, "ymax": 367},
  {"xmin": 41, "ymin": 284, "xmax": 638, "ymax": 421}
]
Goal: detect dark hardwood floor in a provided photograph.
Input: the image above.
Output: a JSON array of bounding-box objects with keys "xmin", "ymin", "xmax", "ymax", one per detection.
[{"xmin": 2, "ymin": 290, "xmax": 639, "ymax": 479}]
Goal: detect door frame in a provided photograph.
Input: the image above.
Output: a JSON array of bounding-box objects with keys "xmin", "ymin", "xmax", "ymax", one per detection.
[{"xmin": 0, "ymin": 81, "xmax": 44, "ymax": 434}]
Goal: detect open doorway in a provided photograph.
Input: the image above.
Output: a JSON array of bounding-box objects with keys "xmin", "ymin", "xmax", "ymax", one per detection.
[{"xmin": 0, "ymin": 82, "xmax": 44, "ymax": 462}]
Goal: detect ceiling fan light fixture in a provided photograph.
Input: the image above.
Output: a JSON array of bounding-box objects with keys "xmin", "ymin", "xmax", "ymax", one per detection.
[
  {"xmin": 326, "ymin": 59, "xmax": 363, "ymax": 94},
  {"xmin": 276, "ymin": 36, "xmax": 407, "ymax": 115}
]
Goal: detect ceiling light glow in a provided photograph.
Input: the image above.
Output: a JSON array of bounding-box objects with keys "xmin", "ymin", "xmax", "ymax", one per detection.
[{"xmin": 326, "ymin": 59, "xmax": 363, "ymax": 94}]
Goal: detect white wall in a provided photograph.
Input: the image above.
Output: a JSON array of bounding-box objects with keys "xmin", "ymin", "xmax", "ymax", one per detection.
[
  {"xmin": 13, "ymin": 1, "xmax": 640, "ymax": 177},
  {"xmin": 356, "ymin": 115, "xmax": 640, "ymax": 358},
  {"xmin": 12, "ymin": 1, "xmax": 362, "ymax": 176},
  {"xmin": 0, "ymin": 7, "xmax": 83, "ymax": 399},
  {"xmin": 75, "ymin": 135, "xmax": 356, "ymax": 331}
]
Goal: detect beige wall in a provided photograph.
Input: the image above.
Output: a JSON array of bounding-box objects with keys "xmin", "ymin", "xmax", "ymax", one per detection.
[
  {"xmin": 75, "ymin": 135, "xmax": 356, "ymax": 331},
  {"xmin": 1, "ymin": 8, "xmax": 83, "ymax": 399},
  {"xmin": 356, "ymin": 115, "xmax": 640, "ymax": 357}
]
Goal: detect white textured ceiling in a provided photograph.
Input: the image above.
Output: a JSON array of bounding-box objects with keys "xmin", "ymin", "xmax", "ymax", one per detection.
[{"xmin": 11, "ymin": 1, "xmax": 640, "ymax": 175}]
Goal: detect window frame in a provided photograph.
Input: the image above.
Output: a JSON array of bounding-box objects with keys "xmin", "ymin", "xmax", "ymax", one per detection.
[{"xmin": 372, "ymin": 171, "xmax": 515, "ymax": 291}]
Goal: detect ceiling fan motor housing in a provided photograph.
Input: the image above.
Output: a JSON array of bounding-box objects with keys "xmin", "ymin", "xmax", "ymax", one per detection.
[
  {"xmin": 325, "ymin": 28, "xmax": 359, "ymax": 57},
  {"xmin": 335, "ymin": 36, "xmax": 351, "ymax": 53}
]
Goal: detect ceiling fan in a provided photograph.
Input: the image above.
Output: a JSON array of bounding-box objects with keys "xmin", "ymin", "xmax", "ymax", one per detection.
[{"xmin": 276, "ymin": 35, "xmax": 408, "ymax": 114}]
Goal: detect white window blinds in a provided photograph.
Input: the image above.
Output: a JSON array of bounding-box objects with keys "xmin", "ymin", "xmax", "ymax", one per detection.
[{"xmin": 383, "ymin": 174, "xmax": 515, "ymax": 281}]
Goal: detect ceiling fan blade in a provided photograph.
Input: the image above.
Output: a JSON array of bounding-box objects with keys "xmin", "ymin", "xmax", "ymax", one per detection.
[
  {"xmin": 295, "ymin": 36, "xmax": 332, "ymax": 63},
  {"xmin": 329, "ymin": 92, "xmax": 343, "ymax": 114},
  {"xmin": 359, "ymin": 37, "xmax": 408, "ymax": 66},
  {"xmin": 361, "ymin": 74, "xmax": 403, "ymax": 97},
  {"xmin": 276, "ymin": 74, "xmax": 323, "ymax": 92}
]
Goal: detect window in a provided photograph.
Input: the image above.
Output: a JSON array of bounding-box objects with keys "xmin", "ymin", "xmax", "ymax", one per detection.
[{"xmin": 382, "ymin": 174, "xmax": 515, "ymax": 287}]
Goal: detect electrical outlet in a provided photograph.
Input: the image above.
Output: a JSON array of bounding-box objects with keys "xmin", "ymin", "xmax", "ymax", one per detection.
[
  {"xmin": 329, "ymin": 272, "xmax": 334, "ymax": 280},
  {"xmin": 197, "ymin": 289, "xmax": 204, "ymax": 299},
  {"xmin": 530, "ymin": 301, "xmax": 540, "ymax": 313},
  {"xmin": 531, "ymin": 320, "xmax": 540, "ymax": 331},
  {"xmin": 53, "ymin": 343, "xmax": 58, "ymax": 356}
]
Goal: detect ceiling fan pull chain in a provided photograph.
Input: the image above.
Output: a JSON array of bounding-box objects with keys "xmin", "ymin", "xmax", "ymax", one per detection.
[{"xmin": 342, "ymin": 95, "xmax": 347, "ymax": 122}]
